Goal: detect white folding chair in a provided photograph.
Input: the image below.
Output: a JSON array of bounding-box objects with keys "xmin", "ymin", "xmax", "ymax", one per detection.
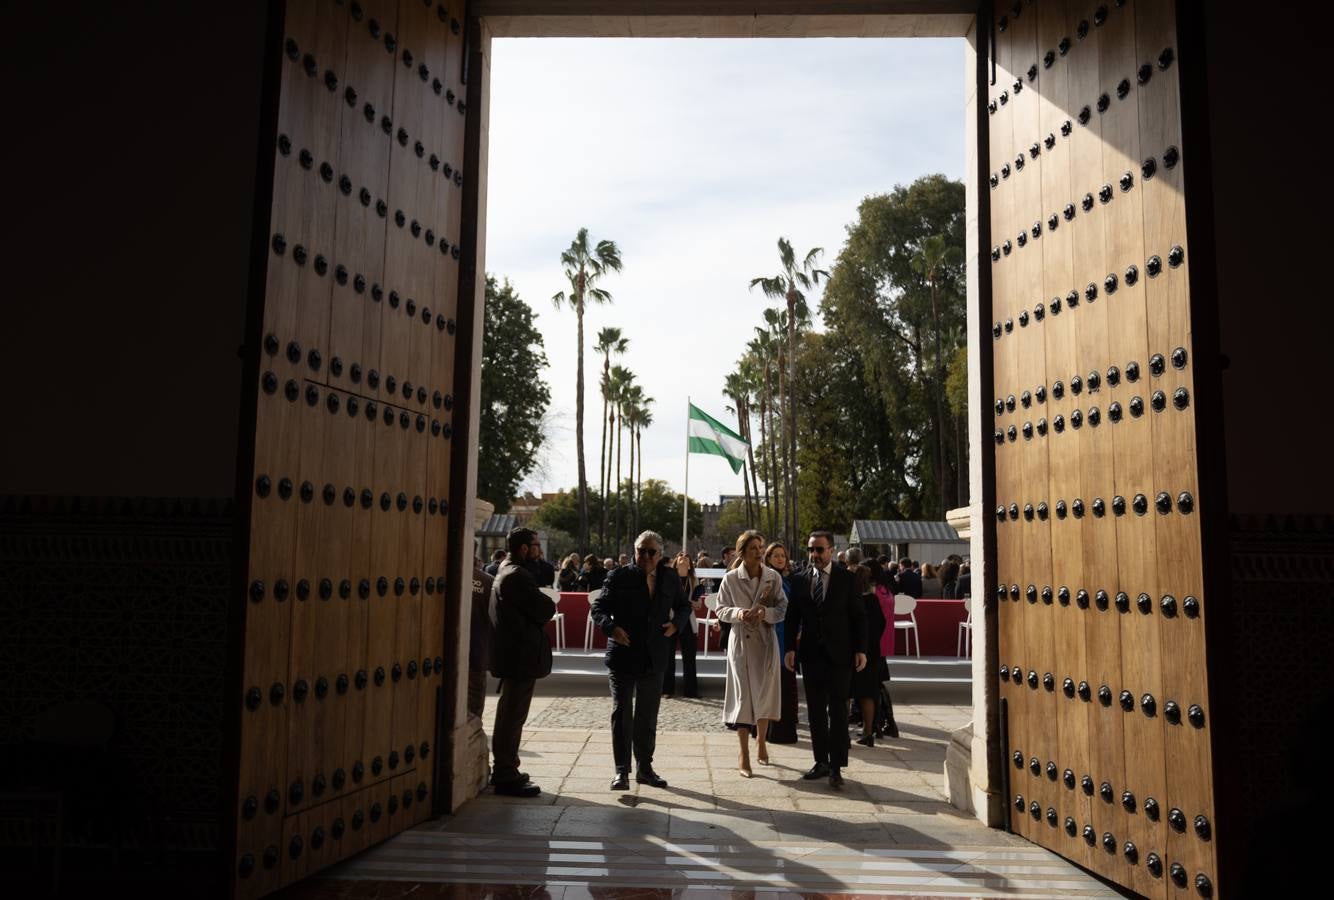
[
  {"xmin": 698, "ymin": 592, "xmax": 721, "ymax": 656},
  {"xmin": 894, "ymin": 593, "xmax": 920, "ymax": 657},
  {"xmin": 541, "ymin": 587, "xmax": 564, "ymax": 652},
  {"xmin": 957, "ymin": 597, "xmax": 973, "ymax": 658},
  {"xmin": 584, "ymin": 593, "xmax": 598, "ymax": 652}
]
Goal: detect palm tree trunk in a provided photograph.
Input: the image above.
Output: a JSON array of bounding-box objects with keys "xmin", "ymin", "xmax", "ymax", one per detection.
[
  {"xmin": 786, "ymin": 294, "xmax": 800, "ymax": 545},
  {"xmin": 614, "ymin": 404, "xmax": 623, "ymax": 557},
  {"xmin": 635, "ymin": 425, "xmax": 644, "ymax": 538},
  {"xmin": 777, "ymin": 354, "xmax": 789, "ymax": 545},
  {"xmin": 746, "ymin": 403, "xmax": 762, "ymax": 530},
  {"xmin": 756, "ymin": 391, "xmax": 770, "ymax": 535},
  {"xmin": 764, "ymin": 369, "xmax": 779, "ymax": 540},
  {"xmin": 576, "ymin": 303, "xmax": 589, "ymax": 552},
  {"xmin": 738, "ymin": 399, "xmax": 754, "ymax": 526},
  {"xmin": 628, "ymin": 415, "xmax": 636, "ymax": 543},
  {"xmin": 598, "ymin": 363, "xmax": 609, "ymax": 554}
]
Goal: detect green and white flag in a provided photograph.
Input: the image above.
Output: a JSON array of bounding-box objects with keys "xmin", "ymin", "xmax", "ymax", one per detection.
[{"xmin": 687, "ymin": 402, "xmax": 749, "ymax": 474}]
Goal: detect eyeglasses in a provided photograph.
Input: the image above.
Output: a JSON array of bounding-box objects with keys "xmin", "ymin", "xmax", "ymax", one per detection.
[
  {"xmin": 807, "ymin": 545, "xmax": 830, "ymax": 554},
  {"xmin": 636, "ymin": 547, "xmax": 661, "ymax": 557}
]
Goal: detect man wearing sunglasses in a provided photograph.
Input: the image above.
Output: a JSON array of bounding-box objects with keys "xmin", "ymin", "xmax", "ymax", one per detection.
[
  {"xmin": 784, "ymin": 530, "xmax": 868, "ymax": 788},
  {"xmin": 591, "ymin": 530, "xmax": 693, "ymax": 791}
]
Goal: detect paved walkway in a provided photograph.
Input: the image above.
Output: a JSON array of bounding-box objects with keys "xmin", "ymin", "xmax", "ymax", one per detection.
[{"xmin": 306, "ymin": 684, "xmax": 1123, "ymax": 898}]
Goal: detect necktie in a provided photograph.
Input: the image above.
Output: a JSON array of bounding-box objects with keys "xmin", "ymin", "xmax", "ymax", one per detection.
[{"xmin": 813, "ymin": 569, "xmax": 824, "ymax": 606}]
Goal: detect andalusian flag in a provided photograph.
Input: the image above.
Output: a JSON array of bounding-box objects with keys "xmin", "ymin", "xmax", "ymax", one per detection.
[{"xmin": 687, "ymin": 402, "xmax": 749, "ymax": 474}]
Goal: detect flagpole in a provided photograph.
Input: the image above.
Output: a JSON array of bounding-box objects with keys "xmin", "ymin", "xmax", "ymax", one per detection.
[{"xmin": 682, "ymin": 397, "xmax": 690, "ymax": 554}]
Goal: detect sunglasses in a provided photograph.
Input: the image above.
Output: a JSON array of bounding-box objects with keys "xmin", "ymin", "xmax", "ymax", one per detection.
[
  {"xmin": 636, "ymin": 547, "xmax": 661, "ymax": 557},
  {"xmin": 807, "ymin": 545, "xmax": 830, "ymax": 553}
]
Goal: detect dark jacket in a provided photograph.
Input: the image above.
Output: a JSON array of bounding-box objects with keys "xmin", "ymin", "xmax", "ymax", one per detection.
[
  {"xmin": 558, "ymin": 565, "xmax": 581, "ymax": 592},
  {"xmin": 489, "ymin": 559, "xmax": 556, "ymax": 681},
  {"xmin": 528, "ymin": 557, "xmax": 556, "ymax": 588},
  {"xmin": 591, "ymin": 561, "xmax": 692, "ymax": 676},
  {"xmin": 469, "ymin": 562, "xmax": 495, "ymax": 674},
  {"xmin": 784, "ymin": 564, "xmax": 868, "ymax": 676},
  {"xmin": 951, "ymin": 572, "xmax": 971, "ymax": 599},
  {"xmin": 579, "ymin": 566, "xmax": 606, "ymax": 592},
  {"xmin": 897, "ymin": 568, "xmax": 923, "ymax": 599}
]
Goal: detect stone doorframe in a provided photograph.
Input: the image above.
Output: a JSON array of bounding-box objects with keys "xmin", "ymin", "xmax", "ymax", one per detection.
[{"xmin": 442, "ymin": 1, "xmax": 1002, "ymax": 828}]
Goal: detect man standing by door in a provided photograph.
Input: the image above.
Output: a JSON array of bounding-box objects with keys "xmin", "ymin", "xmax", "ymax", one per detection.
[
  {"xmin": 592, "ymin": 530, "xmax": 693, "ymax": 791},
  {"xmin": 784, "ymin": 530, "xmax": 867, "ymax": 788},
  {"xmin": 489, "ymin": 528, "xmax": 556, "ymax": 797}
]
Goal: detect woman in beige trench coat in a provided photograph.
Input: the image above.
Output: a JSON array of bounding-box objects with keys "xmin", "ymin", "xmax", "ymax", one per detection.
[{"xmin": 715, "ymin": 530, "xmax": 786, "ymax": 776}]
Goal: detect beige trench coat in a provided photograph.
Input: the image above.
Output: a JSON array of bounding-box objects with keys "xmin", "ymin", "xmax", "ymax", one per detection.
[{"xmin": 715, "ymin": 564, "xmax": 786, "ymax": 726}]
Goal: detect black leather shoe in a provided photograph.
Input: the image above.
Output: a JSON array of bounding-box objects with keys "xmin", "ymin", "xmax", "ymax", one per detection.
[
  {"xmin": 490, "ymin": 770, "xmax": 529, "ymax": 786},
  {"xmin": 611, "ymin": 771, "xmax": 630, "ymax": 791},
  {"xmin": 802, "ymin": 763, "xmax": 831, "ymax": 780},
  {"xmin": 829, "ymin": 767, "xmax": 845, "ymax": 788},
  {"xmin": 636, "ymin": 768, "xmax": 668, "ymax": 788},
  {"xmin": 856, "ymin": 734, "xmax": 874, "ymax": 748},
  {"xmin": 494, "ymin": 779, "xmax": 541, "ymax": 797},
  {"xmin": 882, "ymin": 723, "xmax": 900, "ymax": 739}
]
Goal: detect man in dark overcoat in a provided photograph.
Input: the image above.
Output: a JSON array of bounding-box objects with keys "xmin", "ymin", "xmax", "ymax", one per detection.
[
  {"xmin": 784, "ymin": 529, "xmax": 868, "ymax": 788},
  {"xmin": 489, "ymin": 527, "xmax": 556, "ymax": 797},
  {"xmin": 591, "ymin": 530, "xmax": 692, "ymax": 790}
]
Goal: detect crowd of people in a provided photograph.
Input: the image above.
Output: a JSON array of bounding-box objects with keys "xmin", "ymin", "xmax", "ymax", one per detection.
[{"xmin": 484, "ymin": 525, "xmax": 970, "ymax": 798}]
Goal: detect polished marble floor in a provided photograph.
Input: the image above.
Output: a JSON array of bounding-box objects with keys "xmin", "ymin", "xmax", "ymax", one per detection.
[{"xmin": 284, "ymin": 686, "xmax": 1124, "ymax": 899}]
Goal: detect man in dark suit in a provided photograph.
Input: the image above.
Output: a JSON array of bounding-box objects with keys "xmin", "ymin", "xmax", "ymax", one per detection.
[
  {"xmin": 592, "ymin": 530, "xmax": 693, "ymax": 790},
  {"xmin": 785, "ymin": 530, "xmax": 868, "ymax": 787},
  {"xmin": 489, "ymin": 528, "xmax": 557, "ymax": 797},
  {"xmin": 896, "ymin": 556, "xmax": 923, "ymax": 599}
]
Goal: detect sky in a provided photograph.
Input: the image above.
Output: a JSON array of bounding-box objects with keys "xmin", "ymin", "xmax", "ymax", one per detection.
[{"xmin": 485, "ymin": 36, "xmax": 965, "ymax": 505}]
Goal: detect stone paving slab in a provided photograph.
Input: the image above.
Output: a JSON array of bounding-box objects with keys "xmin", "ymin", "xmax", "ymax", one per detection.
[{"xmin": 316, "ymin": 689, "xmax": 1120, "ymax": 897}]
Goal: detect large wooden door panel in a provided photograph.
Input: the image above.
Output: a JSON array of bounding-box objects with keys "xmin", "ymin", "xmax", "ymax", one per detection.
[
  {"xmin": 232, "ymin": 2, "xmax": 468, "ymax": 896},
  {"xmin": 987, "ymin": 1, "xmax": 1216, "ymax": 895}
]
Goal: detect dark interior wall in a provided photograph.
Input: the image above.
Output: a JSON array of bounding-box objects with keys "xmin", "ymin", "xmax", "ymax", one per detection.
[
  {"xmin": 1206, "ymin": 9, "xmax": 1331, "ymax": 517},
  {"xmin": 0, "ymin": 3, "xmax": 269, "ymax": 499}
]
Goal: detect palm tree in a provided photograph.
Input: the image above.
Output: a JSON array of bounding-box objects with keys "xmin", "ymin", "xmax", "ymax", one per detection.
[
  {"xmin": 750, "ymin": 238, "xmax": 827, "ymax": 545},
  {"xmin": 552, "ymin": 228, "xmax": 623, "ymax": 552},
  {"xmin": 736, "ymin": 359, "xmax": 764, "ymax": 521},
  {"xmin": 723, "ymin": 370, "xmax": 754, "ymax": 525},
  {"xmin": 608, "ymin": 365, "xmax": 634, "ymax": 555},
  {"xmin": 629, "ymin": 393, "xmax": 654, "ymax": 539},
  {"xmin": 595, "ymin": 327, "xmax": 628, "ymax": 553},
  {"xmin": 747, "ymin": 330, "xmax": 780, "ymax": 539},
  {"xmin": 622, "ymin": 382, "xmax": 645, "ymax": 544},
  {"xmin": 911, "ymin": 234, "xmax": 962, "ymax": 518}
]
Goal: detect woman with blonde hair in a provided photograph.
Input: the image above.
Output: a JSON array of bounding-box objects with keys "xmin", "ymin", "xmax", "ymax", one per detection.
[
  {"xmin": 558, "ymin": 553, "xmax": 583, "ymax": 592},
  {"xmin": 716, "ymin": 530, "xmax": 786, "ymax": 776}
]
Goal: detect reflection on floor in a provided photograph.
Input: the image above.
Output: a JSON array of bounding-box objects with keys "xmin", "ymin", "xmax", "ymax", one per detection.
[{"xmin": 283, "ymin": 689, "xmax": 1123, "ymax": 899}]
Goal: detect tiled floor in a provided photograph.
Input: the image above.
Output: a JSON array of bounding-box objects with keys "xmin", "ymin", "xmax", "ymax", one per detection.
[{"xmin": 291, "ymin": 686, "xmax": 1124, "ymax": 899}]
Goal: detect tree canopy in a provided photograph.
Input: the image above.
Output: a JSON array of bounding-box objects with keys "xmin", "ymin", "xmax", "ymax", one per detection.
[
  {"xmin": 814, "ymin": 174, "xmax": 968, "ymax": 522},
  {"xmin": 534, "ymin": 480, "xmax": 702, "ymax": 546},
  {"xmin": 478, "ymin": 276, "xmax": 551, "ymax": 513}
]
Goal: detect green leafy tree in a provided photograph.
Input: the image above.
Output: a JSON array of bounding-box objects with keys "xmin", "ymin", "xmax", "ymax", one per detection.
[
  {"xmin": 478, "ymin": 276, "xmax": 551, "ymax": 513},
  {"xmin": 819, "ymin": 174, "xmax": 967, "ymax": 518},
  {"xmin": 552, "ymin": 228, "xmax": 623, "ymax": 552},
  {"xmin": 533, "ymin": 488, "xmax": 605, "ymax": 537},
  {"xmin": 542, "ymin": 480, "xmax": 701, "ymax": 550}
]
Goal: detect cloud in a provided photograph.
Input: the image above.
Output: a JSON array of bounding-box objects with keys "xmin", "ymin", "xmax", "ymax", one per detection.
[{"xmin": 485, "ymin": 37, "xmax": 964, "ymax": 504}]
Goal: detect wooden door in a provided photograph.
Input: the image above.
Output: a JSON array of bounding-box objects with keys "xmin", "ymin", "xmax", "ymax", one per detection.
[
  {"xmin": 987, "ymin": 1, "xmax": 1216, "ymax": 896},
  {"xmin": 230, "ymin": 1, "xmax": 468, "ymax": 896}
]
